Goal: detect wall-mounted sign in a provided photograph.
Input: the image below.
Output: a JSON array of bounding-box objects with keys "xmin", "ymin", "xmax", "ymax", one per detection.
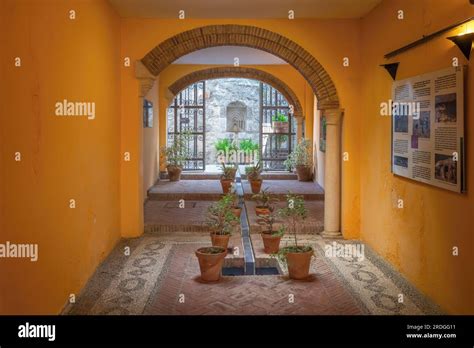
[{"xmin": 391, "ymin": 66, "xmax": 465, "ymax": 193}]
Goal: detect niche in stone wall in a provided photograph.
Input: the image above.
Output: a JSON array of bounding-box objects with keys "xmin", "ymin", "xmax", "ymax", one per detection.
[{"xmin": 226, "ymin": 101, "xmax": 247, "ymax": 132}]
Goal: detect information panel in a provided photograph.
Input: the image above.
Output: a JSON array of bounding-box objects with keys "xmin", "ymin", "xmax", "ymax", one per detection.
[{"xmin": 391, "ymin": 66, "xmax": 465, "ymax": 193}]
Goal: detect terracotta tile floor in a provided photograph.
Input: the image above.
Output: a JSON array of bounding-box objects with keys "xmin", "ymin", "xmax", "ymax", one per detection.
[
  {"xmin": 147, "ymin": 179, "xmax": 324, "ymax": 201},
  {"xmin": 144, "ymin": 243, "xmax": 363, "ymax": 315},
  {"xmin": 245, "ymin": 200, "xmax": 324, "ymax": 234},
  {"xmin": 144, "ymin": 195, "xmax": 324, "ymax": 234},
  {"xmin": 242, "ymin": 180, "xmax": 324, "ymax": 200},
  {"xmin": 148, "ymin": 180, "xmax": 224, "ymax": 200},
  {"xmin": 144, "ymin": 200, "xmax": 213, "ymax": 233}
]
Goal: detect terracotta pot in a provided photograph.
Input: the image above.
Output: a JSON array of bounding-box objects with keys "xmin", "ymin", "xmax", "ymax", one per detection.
[
  {"xmin": 210, "ymin": 233, "xmax": 231, "ymax": 249},
  {"xmin": 255, "ymin": 206, "xmax": 270, "ymax": 216},
  {"xmin": 167, "ymin": 165, "xmax": 182, "ymax": 181},
  {"xmin": 231, "ymin": 207, "xmax": 242, "ymax": 219},
  {"xmin": 273, "ymin": 121, "xmax": 289, "ymax": 134},
  {"xmin": 295, "ymin": 165, "xmax": 312, "ymax": 181},
  {"xmin": 249, "ymin": 179, "xmax": 262, "ymax": 194},
  {"xmin": 220, "ymin": 178, "xmax": 234, "ymax": 193},
  {"xmin": 286, "ymin": 249, "xmax": 313, "ymax": 280},
  {"xmin": 195, "ymin": 247, "xmax": 227, "ymax": 282},
  {"xmin": 261, "ymin": 232, "xmax": 282, "ymax": 254}
]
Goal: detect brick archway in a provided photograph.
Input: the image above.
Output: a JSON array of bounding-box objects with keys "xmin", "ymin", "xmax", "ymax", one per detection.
[
  {"xmin": 168, "ymin": 67, "xmax": 304, "ymax": 117},
  {"xmin": 141, "ymin": 24, "xmax": 339, "ymax": 110},
  {"xmin": 138, "ymin": 24, "xmax": 343, "ymax": 238}
]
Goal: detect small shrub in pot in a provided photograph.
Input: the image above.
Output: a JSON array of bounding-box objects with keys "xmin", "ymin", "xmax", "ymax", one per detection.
[{"xmin": 276, "ymin": 193, "xmax": 314, "ymax": 280}]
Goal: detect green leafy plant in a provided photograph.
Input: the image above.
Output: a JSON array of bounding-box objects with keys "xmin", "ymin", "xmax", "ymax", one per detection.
[
  {"xmin": 215, "ymin": 138, "xmax": 238, "ymax": 153},
  {"xmin": 245, "ymin": 161, "xmax": 262, "ymax": 181},
  {"xmin": 239, "ymin": 138, "xmax": 259, "ymax": 152},
  {"xmin": 260, "ymin": 208, "xmax": 285, "ymax": 237},
  {"xmin": 223, "ymin": 186, "xmax": 240, "ymax": 209},
  {"xmin": 220, "ymin": 162, "xmax": 237, "ymax": 180},
  {"xmin": 284, "ymin": 138, "xmax": 312, "ymax": 170},
  {"xmin": 199, "ymin": 246, "xmax": 226, "ymax": 254},
  {"xmin": 275, "ymin": 192, "xmax": 313, "ymax": 261},
  {"xmin": 272, "ymin": 112, "xmax": 288, "ymax": 122},
  {"xmin": 252, "ymin": 187, "xmax": 278, "ymax": 208},
  {"xmin": 160, "ymin": 132, "xmax": 191, "ymax": 167},
  {"xmin": 206, "ymin": 194, "xmax": 238, "ymax": 235},
  {"xmin": 275, "ymin": 134, "xmax": 288, "ymax": 147}
]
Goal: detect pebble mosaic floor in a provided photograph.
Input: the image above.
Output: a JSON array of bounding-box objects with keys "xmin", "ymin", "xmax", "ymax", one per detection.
[{"xmin": 64, "ymin": 233, "xmax": 442, "ymax": 315}]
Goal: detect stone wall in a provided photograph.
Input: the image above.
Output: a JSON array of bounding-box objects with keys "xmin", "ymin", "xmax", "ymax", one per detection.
[{"xmin": 205, "ymin": 78, "xmax": 260, "ymax": 164}]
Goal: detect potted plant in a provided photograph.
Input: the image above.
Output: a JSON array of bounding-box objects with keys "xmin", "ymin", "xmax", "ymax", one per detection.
[
  {"xmin": 284, "ymin": 138, "xmax": 312, "ymax": 181},
  {"xmin": 219, "ymin": 162, "xmax": 237, "ymax": 193},
  {"xmin": 215, "ymin": 138, "xmax": 238, "ymax": 163},
  {"xmin": 272, "ymin": 112, "xmax": 289, "ymax": 134},
  {"xmin": 215, "ymin": 138, "xmax": 238, "ymax": 153},
  {"xmin": 206, "ymin": 195, "xmax": 238, "ymax": 249},
  {"xmin": 195, "ymin": 246, "xmax": 227, "ymax": 282},
  {"xmin": 160, "ymin": 132, "xmax": 190, "ymax": 181},
  {"xmin": 245, "ymin": 161, "xmax": 263, "ymax": 194},
  {"xmin": 224, "ymin": 187, "xmax": 241, "ymax": 221},
  {"xmin": 276, "ymin": 193, "xmax": 313, "ymax": 280},
  {"xmin": 259, "ymin": 207, "xmax": 285, "ymax": 254},
  {"xmin": 252, "ymin": 187, "xmax": 278, "ymax": 216},
  {"xmin": 239, "ymin": 138, "xmax": 259, "ymax": 164}
]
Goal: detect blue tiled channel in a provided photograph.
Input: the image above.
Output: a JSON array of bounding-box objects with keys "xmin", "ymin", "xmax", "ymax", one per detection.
[
  {"xmin": 235, "ymin": 170, "xmax": 256, "ymax": 275},
  {"xmin": 222, "ymin": 267, "xmax": 280, "ymax": 276}
]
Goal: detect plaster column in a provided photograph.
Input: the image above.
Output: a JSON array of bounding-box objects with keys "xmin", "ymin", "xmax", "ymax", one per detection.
[
  {"xmin": 296, "ymin": 117, "xmax": 304, "ymax": 140},
  {"xmin": 121, "ymin": 61, "xmax": 156, "ymax": 238},
  {"xmin": 321, "ymin": 109, "xmax": 343, "ymax": 239},
  {"xmin": 136, "ymin": 60, "xmax": 156, "ymax": 203}
]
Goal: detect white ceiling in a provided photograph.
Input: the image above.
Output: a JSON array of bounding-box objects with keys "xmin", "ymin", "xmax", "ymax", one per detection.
[
  {"xmin": 173, "ymin": 46, "xmax": 287, "ymax": 65},
  {"xmin": 109, "ymin": 0, "xmax": 382, "ymax": 19}
]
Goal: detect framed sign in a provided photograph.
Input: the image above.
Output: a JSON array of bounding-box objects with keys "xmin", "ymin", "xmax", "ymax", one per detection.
[{"xmin": 391, "ymin": 66, "xmax": 465, "ymax": 193}]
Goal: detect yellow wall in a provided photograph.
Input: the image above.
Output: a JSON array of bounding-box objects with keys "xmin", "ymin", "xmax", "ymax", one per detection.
[
  {"xmin": 360, "ymin": 0, "xmax": 474, "ymax": 314},
  {"xmin": 142, "ymin": 79, "xmax": 160, "ymax": 198},
  {"xmin": 0, "ymin": 0, "xmax": 121, "ymax": 314},
  {"xmin": 120, "ymin": 18, "xmax": 362, "ymax": 240},
  {"xmin": 157, "ymin": 63, "xmax": 314, "ymax": 171},
  {"xmin": 2, "ymin": 0, "xmax": 471, "ymax": 315}
]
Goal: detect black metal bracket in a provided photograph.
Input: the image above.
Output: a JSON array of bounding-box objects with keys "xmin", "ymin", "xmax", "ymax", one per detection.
[
  {"xmin": 385, "ymin": 17, "xmax": 473, "ymax": 59},
  {"xmin": 380, "ymin": 62, "xmax": 400, "ymax": 80},
  {"xmin": 447, "ymin": 32, "xmax": 474, "ymax": 60}
]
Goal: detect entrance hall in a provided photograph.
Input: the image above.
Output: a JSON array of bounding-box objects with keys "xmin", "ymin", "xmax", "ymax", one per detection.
[{"xmin": 1, "ymin": 0, "xmax": 473, "ymax": 328}]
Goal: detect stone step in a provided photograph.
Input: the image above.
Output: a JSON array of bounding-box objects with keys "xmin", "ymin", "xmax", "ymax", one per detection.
[
  {"xmin": 148, "ymin": 192, "xmax": 224, "ymax": 201},
  {"xmin": 249, "ymin": 222, "xmax": 324, "ymax": 234},
  {"xmin": 144, "ymin": 199, "xmax": 324, "ymax": 236},
  {"xmin": 249, "ymin": 173, "xmax": 298, "ymax": 180},
  {"xmin": 242, "ymin": 180, "xmax": 325, "ymax": 201},
  {"xmin": 243, "ymin": 192, "xmax": 324, "ymax": 201},
  {"xmin": 159, "ymin": 171, "xmax": 298, "ymax": 180},
  {"xmin": 147, "ymin": 180, "xmax": 225, "ymax": 201},
  {"xmin": 159, "ymin": 171, "xmax": 221, "ymax": 180},
  {"xmin": 144, "ymin": 224, "xmax": 210, "ymax": 234},
  {"xmin": 148, "ymin": 179, "xmax": 323, "ymax": 201}
]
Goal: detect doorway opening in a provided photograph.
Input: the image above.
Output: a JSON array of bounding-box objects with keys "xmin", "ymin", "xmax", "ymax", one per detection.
[{"xmin": 166, "ymin": 78, "xmax": 298, "ymax": 172}]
